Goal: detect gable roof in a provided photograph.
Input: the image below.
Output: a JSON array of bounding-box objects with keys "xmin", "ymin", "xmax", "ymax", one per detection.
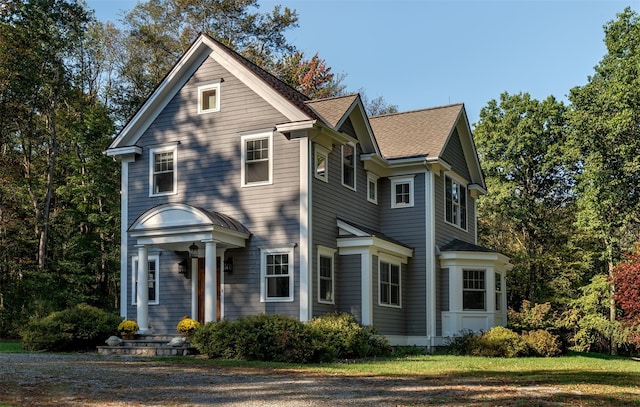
[
  {"xmin": 369, "ymin": 104, "xmax": 463, "ymax": 160},
  {"xmin": 306, "ymin": 94, "xmax": 359, "ymax": 128},
  {"xmin": 440, "ymin": 238, "xmax": 496, "ymax": 253}
]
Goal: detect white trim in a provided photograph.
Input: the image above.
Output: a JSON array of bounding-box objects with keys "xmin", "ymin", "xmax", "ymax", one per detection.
[
  {"xmin": 240, "ymin": 131, "xmax": 274, "ymax": 187},
  {"xmin": 106, "ymin": 146, "xmax": 142, "ymax": 158},
  {"xmin": 317, "ymin": 246, "xmax": 336, "ymax": 305},
  {"xmin": 119, "ymin": 158, "xmax": 133, "ymax": 318},
  {"xmin": 361, "ymin": 249, "xmax": 372, "ymax": 325},
  {"xmin": 131, "ymin": 254, "xmax": 160, "ymax": 306},
  {"xmin": 313, "ymin": 144, "xmax": 329, "ymax": 183},
  {"xmin": 390, "ymin": 175, "xmax": 415, "ymax": 209},
  {"xmin": 299, "ymin": 139, "xmax": 311, "ymax": 321},
  {"xmin": 425, "ymin": 170, "xmax": 436, "ymax": 346},
  {"xmin": 149, "ymin": 144, "xmax": 178, "ymax": 197},
  {"xmin": 260, "ymin": 246, "xmax": 295, "ymax": 302},
  {"xmin": 377, "ymin": 254, "xmax": 402, "ymax": 308},
  {"xmin": 367, "ymin": 172, "xmax": 379, "ymax": 204},
  {"xmin": 341, "ymin": 142, "xmax": 357, "ymax": 191},
  {"xmin": 197, "ymin": 80, "xmax": 221, "ymax": 114}
]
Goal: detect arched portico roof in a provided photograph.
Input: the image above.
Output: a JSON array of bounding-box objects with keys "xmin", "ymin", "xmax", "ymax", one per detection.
[{"xmin": 128, "ymin": 203, "xmax": 250, "ymax": 248}]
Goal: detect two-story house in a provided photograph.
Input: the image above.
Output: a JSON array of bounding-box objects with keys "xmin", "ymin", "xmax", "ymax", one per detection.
[{"xmin": 106, "ymin": 33, "xmax": 511, "ymax": 348}]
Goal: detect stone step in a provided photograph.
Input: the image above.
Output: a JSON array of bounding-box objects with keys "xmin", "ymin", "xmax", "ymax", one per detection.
[{"xmin": 98, "ymin": 334, "xmax": 197, "ymax": 357}]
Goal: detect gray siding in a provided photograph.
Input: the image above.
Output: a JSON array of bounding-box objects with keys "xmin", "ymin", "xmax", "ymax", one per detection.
[
  {"xmin": 379, "ymin": 173, "xmax": 427, "ymax": 336},
  {"xmin": 336, "ymin": 254, "xmax": 362, "ymax": 321},
  {"xmin": 442, "ymin": 129, "xmax": 471, "ymax": 180},
  {"xmin": 126, "ymin": 56, "xmax": 301, "ymax": 328}
]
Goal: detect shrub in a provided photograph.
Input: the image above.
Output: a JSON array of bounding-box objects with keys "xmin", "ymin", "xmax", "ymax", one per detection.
[
  {"xmin": 193, "ymin": 314, "xmax": 316, "ymax": 363},
  {"xmin": 307, "ymin": 313, "xmax": 391, "ymax": 360},
  {"xmin": 445, "ymin": 329, "xmax": 480, "ymax": 356},
  {"xmin": 21, "ymin": 304, "xmax": 121, "ymax": 352},
  {"xmin": 192, "ymin": 313, "xmax": 391, "ymax": 363},
  {"xmin": 508, "ymin": 300, "xmax": 556, "ymax": 332},
  {"xmin": 522, "ymin": 329, "xmax": 562, "ymax": 357},
  {"xmin": 471, "ymin": 326, "xmax": 526, "ymax": 357}
]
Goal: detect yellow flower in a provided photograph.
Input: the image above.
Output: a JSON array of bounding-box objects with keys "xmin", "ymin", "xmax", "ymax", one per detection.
[
  {"xmin": 176, "ymin": 316, "xmax": 200, "ymax": 335},
  {"xmin": 117, "ymin": 319, "xmax": 139, "ymax": 335}
]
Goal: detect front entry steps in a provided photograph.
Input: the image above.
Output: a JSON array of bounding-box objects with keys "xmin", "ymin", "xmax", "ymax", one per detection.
[{"xmin": 97, "ymin": 334, "xmax": 197, "ymax": 357}]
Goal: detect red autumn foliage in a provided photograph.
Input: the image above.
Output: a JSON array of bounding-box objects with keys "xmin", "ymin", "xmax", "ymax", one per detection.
[{"xmin": 612, "ymin": 244, "xmax": 640, "ymax": 344}]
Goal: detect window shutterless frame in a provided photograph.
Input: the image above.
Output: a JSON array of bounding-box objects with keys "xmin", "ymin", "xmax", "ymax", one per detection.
[
  {"xmin": 149, "ymin": 145, "xmax": 178, "ymax": 197},
  {"xmin": 241, "ymin": 131, "xmax": 273, "ymax": 187}
]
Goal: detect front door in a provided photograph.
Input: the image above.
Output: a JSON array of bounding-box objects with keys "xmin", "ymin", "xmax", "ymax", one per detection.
[{"xmin": 197, "ymin": 257, "xmax": 221, "ymax": 324}]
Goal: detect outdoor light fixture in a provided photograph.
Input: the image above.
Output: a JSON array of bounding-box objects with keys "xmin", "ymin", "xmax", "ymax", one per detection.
[
  {"xmin": 189, "ymin": 242, "xmax": 199, "ymax": 258},
  {"xmin": 224, "ymin": 257, "xmax": 233, "ymax": 273},
  {"xmin": 177, "ymin": 259, "xmax": 189, "ymax": 277}
]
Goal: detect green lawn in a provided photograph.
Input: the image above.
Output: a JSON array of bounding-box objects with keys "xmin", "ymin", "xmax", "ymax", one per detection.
[{"xmin": 0, "ymin": 341, "xmax": 26, "ymax": 353}]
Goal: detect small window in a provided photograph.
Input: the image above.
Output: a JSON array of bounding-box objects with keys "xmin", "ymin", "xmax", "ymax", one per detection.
[
  {"xmin": 379, "ymin": 260, "xmax": 401, "ymax": 307},
  {"xmin": 198, "ymin": 81, "xmax": 221, "ymax": 114},
  {"xmin": 445, "ymin": 175, "xmax": 467, "ymax": 229},
  {"xmin": 463, "ymin": 269, "xmax": 485, "ymax": 310},
  {"xmin": 317, "ymin": 246, "xmax": 336, "ymax": 304},
  {"xmin": 132, "ymin": 255, "xmax": 159, "ymax": 305},
  {"xmin": 495, "ymin": 272, "xmax": 502, "ymax": 311},
  {"xmin": 390, "ymin": 175, "xmax": 414, "ymax": 208},
  {"xmin": 149, "ymin": 145, "xmax": 177, "ymax": 196},
  {"xmin": 341, "ymin": 143, "xmax": 356, "ymax": 190},
  {"xmin": 241, "ymin": 131, "xmax": 273, "ymax": 186},
  {"xmin": 314, "ymin": 145, "xmax": 329, "ymax": 182},
  {"xmin": 367, "ymin": 172, "xmax": 379, "ymax": 204},
  {"xmin": 260, "ymin": 247, "xmax": 294, "ymax": 302}
]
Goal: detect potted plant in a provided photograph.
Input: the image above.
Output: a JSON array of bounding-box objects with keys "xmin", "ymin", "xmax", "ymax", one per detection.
[
  {"xmin": 117, "ymin": 319, "xmax": 139, "ymax": 340},
  {"xmin": 176, "ymin": 316, "xmax": 200, "ymax": 338}
]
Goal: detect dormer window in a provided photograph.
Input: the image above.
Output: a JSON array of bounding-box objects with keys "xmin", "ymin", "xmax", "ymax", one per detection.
[
  {"xmin": 149, "ymin": 145, "xmax": 177, "ymax": 196},
  {"xmin": 198, "ymin": 80, "xmax": 221, "ymax": 114}
]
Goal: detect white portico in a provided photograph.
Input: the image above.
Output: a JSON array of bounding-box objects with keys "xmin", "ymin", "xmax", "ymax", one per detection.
[{"xmin": 128, "ymin": 203, "xmax": 250, "ymax": 333}]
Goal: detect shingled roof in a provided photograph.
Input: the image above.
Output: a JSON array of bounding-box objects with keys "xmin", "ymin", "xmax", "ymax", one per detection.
[
  {"xmin": 305, "ymin": 94, "xmax": 359, "ymax": 128},
  {"xmin": 369, "ymin": 104, "xmax": 464, "ymax": 160}
]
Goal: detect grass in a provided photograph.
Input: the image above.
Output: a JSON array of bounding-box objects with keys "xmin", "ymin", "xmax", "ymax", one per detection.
[
  {"xmin": 0, "ymin": 341, "xmax": 26, "ymax": 353},
  {"xmin": 172, "ymin": 352, "xmax": 640, "ymax": 406}
]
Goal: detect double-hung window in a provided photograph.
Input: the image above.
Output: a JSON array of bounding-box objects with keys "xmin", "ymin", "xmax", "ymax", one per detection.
[
  {"xmin": 260, "ymin": 247, "xmax": 294, "ymax": 302},
  {"xmin": 149, "ymin": 145, "xmax": 177, "ymax": 196},
  {"xmin": 131, "ymin": 255, "xmax": 159, "ymax": 305},
  {"xmin": 241, "ymin": 131, "xmax": 273, "ymax": 186},
  {"xmin": 463, "ymin": 269, "xmax": 485, "ymax": 310},
  {"xmin": 379, "ymin": 259, "xmax": 401, "ymax": 307},
  {"xmin": 390, "ymin": 175, "xmax": 414, "ymax": 208},
  {"xmin": 314, "ymin": 145, "xmax": 329, "ymax": 182},
  {"xmin": 445, "ymin": 175, "xmax": 467, "ymax": 229},
  {"xmin": 317, "ymin": 246, "xmax": 336, "ymax": 304},
  {"xmin": 367, "ymin": 172, "xmax": 379, "ymax": 204},
  {"xmin": 341, "ymin": 143, "xmax": 356, "ymax": 190}
]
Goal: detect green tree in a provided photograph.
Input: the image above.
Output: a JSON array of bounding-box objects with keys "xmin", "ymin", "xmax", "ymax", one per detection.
[
  {"xmin": 474, "ymin": 92, "xmax": 587, "ymax": 306},
  {"xmin": 568, "ymin": 7, "xmax": 640, "ymax": 353}
]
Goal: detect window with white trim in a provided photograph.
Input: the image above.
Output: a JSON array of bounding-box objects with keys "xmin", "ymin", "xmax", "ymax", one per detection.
[
  {"xmin": 149, "ymin": 145, "xmax": 177, "ymax": 196},
  {"xmin": 314, "ymin": 144, "xmax": 329, "ymax": 182},
  {"xmin": 390, "ymin": 175, "xmax": 414, "ymax": 208},
  {"xmin": 317, "ymin": 246, "xmax": 336, "ymax": 304},
  {"xmin": 341, "ymin": 143, "xmax": 356, "ymax": 190},
  {"xmin": 495, "ymin": 272, "xmax": 502, "ymax": 311},
  {"xmin": 197, "ymin": 81, "xmax": 221, "ymax": 114},
  {"xmin": 260, "ymin": 247, "xmax": 294, "ymax": 302},
  {"xmin": 367, "ymin": 172, "xmax": 378, "ymax": 204},
  {"xmin": 463, "ymin": 269, "xmax": 485, "ymax": 310},
  {"xmin": 131, "ymin": 255, "xmax": 159, "ymax": 305},
  {"xmin": 445, "ymin": 175, "xmax": 467, "ymax": 229},
  {"xmin": 379, "ymin": 259, "xmax": 401, "ymax": 307},
  {"xmin": 241, "ymin": 131, "xmax": 273, "ymax": 186}
]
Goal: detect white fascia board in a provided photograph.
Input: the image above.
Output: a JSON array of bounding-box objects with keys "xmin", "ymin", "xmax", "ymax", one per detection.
[
  {"xmin": 468, "ymin": 183, "xmax": 488, "ymax": 196},
  {"xmin": 336, "ymin": 219, "xmax": 369, "ymax": 237},
  {"xmin": 439, "ymin": 251, "xmax": 512, "ymax": 269},
  {"xmin": 337, "ymin": 236, "xmax": 413, "ymax": 261},
  {"xmin": 275, "ymin": 120, "xmax": 316, "ymax": 133},
  {"xmin": 105, "ymin": 146, "xmax": 142, "ymax": 159},
  {"xmin": 205, "ymin": 38, "xmax": 310, "ymax": 123}
]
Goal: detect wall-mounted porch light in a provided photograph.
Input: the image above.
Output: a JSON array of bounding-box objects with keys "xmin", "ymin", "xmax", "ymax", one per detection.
[
  {"xmin": 177, "ymin": 259, "xmax": 189, "ymax": 278},
  {"xmin": 224, "ymin": 257, "xmax": 233, "ymax": 273},
  {"xmin": 189, "ymin": 242, "xmax": 199, "ymax": 258}
]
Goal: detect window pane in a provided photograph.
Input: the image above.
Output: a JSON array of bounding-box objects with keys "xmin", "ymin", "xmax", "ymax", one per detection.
[
  {"xmin": 390, "ymin": 284, "xmax": 399, "ymax": 305},
  {"xmin": 342, "ymin": 144, "xmax": 355, "ymax": 188},
  {"xmin": 202, "ymin": 89, "xmax": 217, "ymax": 111},
  {"xmin": 368, "ymin": 180, "xmax": 376, "ymax": 200},
  {"xmin": 267, "ymin": 276, "xmax": 289, "ymax": 298},
  {"xmin": 463, "ymin": 291, "xmax": 485, "ymax": 310},
  {"xmin": 315, "ymin": 153, "xmax": 326, "ymax": 178}
]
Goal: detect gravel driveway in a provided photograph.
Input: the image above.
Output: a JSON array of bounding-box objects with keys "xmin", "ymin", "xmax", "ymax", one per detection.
[{"xmin": 0, "ymin": 353, "xmax": 570, "ymax": 406}]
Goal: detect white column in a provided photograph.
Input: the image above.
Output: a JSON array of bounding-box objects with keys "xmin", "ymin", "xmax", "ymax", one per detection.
[
  {"xmin": 136, "ymin": 245, "xmax": 150, "ymax": 333},
  {"xmin": 204, "ymin": 241, "xmax": 217, "ymax": 323},
  {"xmin": 191, "ymin": 255, "xmax": 198, "ymax": 320},
  {"xmin": 119, "ymin": 159, "xmax": 132, "ymax": 318},
  {"xmin": 361, "ymin": 249, "xmax": 372, "ymax": 325}
]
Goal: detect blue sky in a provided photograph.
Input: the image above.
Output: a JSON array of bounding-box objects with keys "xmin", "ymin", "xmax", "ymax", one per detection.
[{"xmin": 86, "ymin": 0, "xmax": 637, "ymax": 125}]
